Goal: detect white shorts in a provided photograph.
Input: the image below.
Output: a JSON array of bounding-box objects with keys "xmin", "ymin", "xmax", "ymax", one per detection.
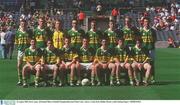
[
  {"xmin": 17, "ymin": 50, "xmax": 24, "ymax": 61},
  {"xmin": 45, "ymin": 64, "xmax": 57, "ymax": 70},
  {"xmin": 80, "ymin": 63, "xmax": 92, "ymax": 70}
]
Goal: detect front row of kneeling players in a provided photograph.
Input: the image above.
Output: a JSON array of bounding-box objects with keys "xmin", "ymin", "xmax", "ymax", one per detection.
[{"xmin": 22, "ymin": 36, "xmax": 152, "ymax": 87}]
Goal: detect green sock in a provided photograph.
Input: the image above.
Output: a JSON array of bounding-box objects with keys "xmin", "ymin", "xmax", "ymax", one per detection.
[
  {"xmin": 35, "ymin": 77, "xmax": 39, "ymax": 84},
  {"xmin": 110, "ymin": 75, "xmax": 114, "ymax": 81},
  {"xmin": 18, "ymin": 74, "xmax": 22, "ymax": 82}
]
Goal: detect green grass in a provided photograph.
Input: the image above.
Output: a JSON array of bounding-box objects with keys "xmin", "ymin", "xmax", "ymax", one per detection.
[{"xmin": 0, "ymin": 48, "xmax": 180, "ymax": 100}]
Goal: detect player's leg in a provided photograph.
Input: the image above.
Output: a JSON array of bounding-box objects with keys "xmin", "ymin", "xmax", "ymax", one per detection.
[
  {"xmin": 58, "ymin": 63, "xmax": 66, "ymax": 86},
  {"xmin": 75, "ymin": 63, "xmax": 81, "ymax": 86},
  {"xmin": 95, "ymin": 63, "xmax": 103, "ymax": 86},
  {"xmin": 143, "ymin": 63, "xmax": 152, "ymax": 86},
  {"xmin": 90, "ymin": 64, "xmax": 96, "ymax": 86},
  {"xmin": 108, "ymin": 63, "xmax": 116, "ymax": 86},
  {"xmin": 52, "ymin": 64, "xmax": 59, "ymax": 86},
  {"xmin": 16, "ymin": 51, "xmax": 24, "ymax": 85},
  {"xmin": 131, "ymin": 62, "xmax": 140, "ymax": 86},
  {"xmin": 22, "ymin": 64, "xmax": 31, "ymax": 87},
  {"xmin": 34, "ymin": 64, "xmax": 42, "ymax": 87},
  {"xmin": 70, "ymin": 63, "xmax": 76, "ymax": 86},
  {"xmin": 124, "ymin": 63, "xmax": 134, "ymax": 86},
  {"xmin": 115, "ymin": 63, "xmax": 121, "ymax": 85}
]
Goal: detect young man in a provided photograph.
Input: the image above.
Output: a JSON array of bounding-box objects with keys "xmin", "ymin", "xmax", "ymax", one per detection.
[
  {"xmin": 52, "ymin": 19, "xmax": 64, "ymax": 50},
  {"xmin": 114, "ymin": 38, "xmax": 134, "ymax": 86},
  {"xmin": 104, "ymin": 20, "xmax": 117, "ymax": 49},
  {"xmin": 131, "ymin": 40, "xmax": 152, "ymax": 86},
  {"xmin": 121, "ymin": 16, "xmax": 139, "ymax": 48},
  {"xmin": 94, "ymin": 37, "xmax": 115, "ymax": 86},
  {"xmin": 68, "ymin": 19, "xmax": 84, "ymax": 49},
  {"xmin": 33, "ymin": 17, "xmax": 48, "ymax": 49},
  {"xmin": 41, "ymin": 40, "xmax": 65, "ymax": 87},
  {"xmin": 15, "ymin": 19, "xmax": 30, "ymax": 85},
  {"xmin": 78, "ymin": 37, "xmax": 96, "ymax": 85},
  {"xmin": 86, "ymin": 20, "xmax": 100, "ymax": 50},
  {"xmin": 61, "ymin": 36, "xmax": 80, "ymax": 86},
  {"xmin": 139, "ymin": 18, "xmax": 156, "ymax": 83},
  {"xmin": 22, "ymin": 39, "xmax": 43, "ymax": 87}
]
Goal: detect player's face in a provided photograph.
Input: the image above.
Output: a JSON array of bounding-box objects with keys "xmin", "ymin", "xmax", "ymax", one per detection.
[
  {"xmin": 143, "ymin": 19, "xmax": 149, "ymax": 27},
  {"xmin": 118, "ymin": 39, "xmax": 123, "ymax": 46},
  {"xmin": 55, "ymin": 21, "xmax": 61, "ymax": 30},
  {"xmin": 38, "ymin": 19, "xmax": 44, "ymax": 28},
  {"xmin": 20, "ymin": 21, "xmax": 26, "ymax": 29},
  {"xmin": 125, "ymin": 18, "xmax": 131, "ymax": 26},
  {"xmin": 91, "ymin": 22, "xmax": 96, "ymax": 29},
  {"xmin": 109, "ymin": 22, "xmax": 114, "ymax": 29},
  {"xmin": 136, "ymin": 40, "xmax": 141, "ymax": 47},
  {"xmin": 64, "ymin": 38, "xmax": 70, "ymax": 45},
  {"xmin": 72, "ymin": 20, "xmax": 77, "ymax": 28},
  {"xmin": 30, "ymin": 40, "xmax": 36, "ymax": 48},
  {"xmin": 47, "ymin": 41, "xmax": 53, "ymax": 49},
  {"xmin": 101, "ymin": 39, "xmax": 107, "ymax": 46},
  {"xmin": 83, "ymin": 39, "xmax": 89, "ymax": 47}
]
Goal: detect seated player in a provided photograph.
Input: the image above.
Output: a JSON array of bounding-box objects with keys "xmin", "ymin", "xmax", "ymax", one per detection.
[
  {"xmin": 94, "ymin": 37, "xmax": 116, "ymax": 86},
  {"xmin": 114, "ymin": 38, "xmax": 134, "ymax": 86},
  {"xmin": 131, "ymin": 40, "xmax": 152, "ymax": 86},
  {"xmin": 41, "ymin": 40, "xmax": 65, "ymax": 87},
  {"xmin": 22, "ymin": 39, "xmax": 43, "ymax": 88},
  {"xmin": 78, "ymin": 37, "xmax": 96, "ymax": 85},
  {"xmin": 62, "ymin": 36, "xmax": 81, "ymax": 86}
]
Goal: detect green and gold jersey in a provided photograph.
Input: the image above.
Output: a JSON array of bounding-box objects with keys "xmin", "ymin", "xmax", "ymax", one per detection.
[
  {"xmin": 24, "ymin": 47, "xmax": 42, "ymax": 65},
  {"xmin": 61, "ymin": 46, "xmax": 78, "ymax": 62},
  {"xmin": 33, "ymin": 27, "xmax": 47, "ymax": 48},
  {"xmin": 132, "ymin": 46, "xmax": 150, "ymax": 63},
  {"xmin": 42, "ymin": 48, "xmax": 61, "ymax": 64},
  {"xmin": 95, "ymin": 47, "xmax": 113, "ymax": 63},
  {"xmin": 104, "ymin": 29, "xmax": 117, "ymax": 49},
  {"xmin": 15, "ymin": 30, "xmax": 30, "ymax": 51},
  {"xmin": 68, "ymin": 29, "xmax": 82, "ymax": 49},
  {"xmin": 122, "ymin": 27, "xmax": 138, "ymax": 47},
  {"xmin": 114, "ymin": 46, "xmax": 129, "ymax": 63},
  {"xmin": 140, "ymin": 28, "xmax": 156, "ymax": 50},
  {"xmin": 86, "ymin": 29, "xmax": 100, "ymax": 50},
  {"xmin": 79, "ymin": 47, "xmax": 95, "ymax": 63}
]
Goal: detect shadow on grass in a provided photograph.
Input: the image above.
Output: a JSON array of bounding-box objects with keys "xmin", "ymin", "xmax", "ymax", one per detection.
[{"xmin": 153, "ymin": 80, "xmax": 180, "ymax": 86}]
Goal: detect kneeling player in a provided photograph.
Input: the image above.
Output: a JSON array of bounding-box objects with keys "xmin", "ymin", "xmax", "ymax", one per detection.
[
  {"xmin": 22, "ymin": 39, "xmax": 43, "ymax": 87},
  {"xmin": 131, "ymin": 40, "xmax": 151, "ymax": 86}
]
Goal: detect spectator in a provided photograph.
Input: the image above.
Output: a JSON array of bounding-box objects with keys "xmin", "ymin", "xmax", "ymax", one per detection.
[
  {"xmin": 77, "ymin": 10, "xmax": 86, "ymax": 26},
  {"xmin": 167, "ymin": 37, "xmax": 178, "ymax": 48},
  {"xmin": 111, "ymin": 8, "xmax": 119, "ymax": 22},
  {"xmin": 0, "ymin": 26, "xmax": 7, "ymax": 59},
  {"xmin": 96, "ymin": 2, "xmax": 102, "ymax": 15},
  {"xmin": 4, "ymin": 26, "xmax": 15, "ymax": 59}
]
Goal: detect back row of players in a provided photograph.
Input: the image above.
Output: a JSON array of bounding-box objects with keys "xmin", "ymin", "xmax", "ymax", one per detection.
[{"xmin": 15, "ymin": 16, "xmax": 156, "ymax": 87}]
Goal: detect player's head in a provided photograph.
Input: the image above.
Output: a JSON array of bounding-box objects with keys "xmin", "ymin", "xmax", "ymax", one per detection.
[
  {"xmin": 72, "ymin": 19, "xmax": 78, "ymax": 28},
  {"xmin": 117, "ymin": 37, "xmax": 124, "ymax": 46},
  {"xmin": 55, "ymin": 19, "xmax": 62, "ymax": 30},
  {"xmin": 64, "ymin": 36, "xmax": 71, "ymax": 45},
  {"xmin": 143, "ymin": 17, "xmax": 150, "ymax": 27},
  {"xmin": 109, "ymin": 20, "xmax": 114, "ymax": 29},
  {"xmin": 19, "ymin": 19, "xmax": 26, "ymax": 29},
  {"xmin": 82, "ymin": 37, "xmax": 89, "ymax": 47},
  {"xmin": 101, "ymin": 37, "xmax": 108, "ymax": 47},
  {"xmin": 30, "ymin": 39, "xmax": 36, "ymax": 49},
  {"xmin": 91, "ymin": 20, "xmax": 96, "ymax": 29},
  {"xmin": 47, "ymin": 40, "xmax": 54, "ymax": 49},
  {"xmin": 135, "ymin": 39, "xmax": 142, "ymax": 47},
  {"xmin": 124, "ymin": 16, "xmax": 132, "ymax": 26},
  {"xmin": 38, "ymin": 16, "xmax": 45, "ymax": 28}
]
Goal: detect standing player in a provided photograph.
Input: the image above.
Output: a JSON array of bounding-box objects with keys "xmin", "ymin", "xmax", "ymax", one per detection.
[
  {"xmin": 33, "ymin": 17, "xmax": 48, "ymax": 49},
  {"xmin": 15, "ymin": 19, "xmax": 30, "ymax": 85},
  {"xmin": 78, "ymin": 37, "xmax": 96, "ymax": 85},
  {"xmin": 94, "ymin": 37, "xmax": 115, "ymax": 86},
  {"xmin": 114, "ymin": 38, "xmax": 134, "ymax": 86},
  {"xmin": 22, "ymin": 39, "xmax": 43, "ymax": 87},
  {"xmin": 62, "ymin": 36, "xmax": 80, "ymax": 86},
  {"xmin": 131, "ymin": 40, "xmax": 152, "ymax": 86},
  {"xmin": 121, "ymin": 16, "xmax": 139, "ymax": 48},
  {"xmin": 41, "ymin": 40, "xmax": 65, "ymax": 87},
  {"xmin": 139, "ymin": 18, "xmax": 156, "ymax": 83},
  {"xmin": 68, "ymin": 19, "xmax": 84, "ymax": 50},
  {"xmin": 86, "ymin": 20, "xmax": 100, "ymax": 50},
  {"xmin": 52, "ymin": 19, "xmax": 64, "ymax": 50},
  {"xmin": 104, "ymin": 20, "xmax": 117, "ymax": 49}
]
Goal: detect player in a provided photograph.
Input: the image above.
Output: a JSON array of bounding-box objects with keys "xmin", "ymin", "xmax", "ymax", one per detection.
[
  {"xmin": 22, "ymin": 39, "xmax": 43, "ymax": 87},
  {"xmin": 94, "ymin": 37, "xmax": 115, "ymax": 86},
  {"xmin": 86, "ymin": 20, "xmax": 100, "ymax": 50},
  {"xmin": 61, "ymin": 36, "xmax": 80, "ymax": 86},
  {"xmin": 78, "ymin": 37, "xmax": 96, "ymax": 86},
  {"xmin": 114, "ymin": 38, "xmax": 134, "ymax": 86},
  {"xmin": 131, "ymin": 40, "xmax": 152, "ymax": 86},
  {"xmin": 52, "ymin": 19, "xmax": 64, "ymax": 49},
  {"xmin": 41, "ymin": 40, "xmax": 65, "ymax": 87},
  {"xmin": 15, "ymin": 19, "xmax": 30, "ymax": 85}
]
